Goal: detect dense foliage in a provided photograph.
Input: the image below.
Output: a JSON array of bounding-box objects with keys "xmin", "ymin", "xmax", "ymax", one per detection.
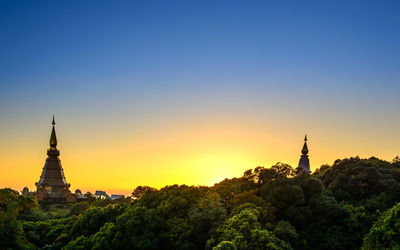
[{"xmin": 1, "ymin": 156, "xmax": 400, "ymax": 249}]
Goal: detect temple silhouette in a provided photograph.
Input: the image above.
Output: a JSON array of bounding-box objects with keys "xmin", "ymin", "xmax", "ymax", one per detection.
[
  {"xmin": 22, "ymin": 117, "xmax": 310, "ymax": 201},
  {"xmin": 297, "ymin": 135, "xmax": 311, "ymax": 174},
  {"xmin": 20, "ymin": 116, "xmax": 124, "ymax": 202},
  {"xmin": 33, "ymin": 116, "xmax": 75, "ymax": 202}
]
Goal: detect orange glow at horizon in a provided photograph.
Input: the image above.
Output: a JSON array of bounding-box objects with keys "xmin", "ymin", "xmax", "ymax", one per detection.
[{"xmin": 1, "ymin": 115, "xmax": 399, "ymax": 197}]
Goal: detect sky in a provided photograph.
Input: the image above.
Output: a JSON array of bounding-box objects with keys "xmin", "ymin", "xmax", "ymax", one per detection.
[{"xmin": 1, "ymin": 1, "xmax": 400, "ymax": 196}]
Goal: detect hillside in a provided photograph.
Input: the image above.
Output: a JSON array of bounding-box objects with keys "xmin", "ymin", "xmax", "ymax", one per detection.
[{"xmin": 1, "ymin": 156, "xmax": 400, "ymax": 249}]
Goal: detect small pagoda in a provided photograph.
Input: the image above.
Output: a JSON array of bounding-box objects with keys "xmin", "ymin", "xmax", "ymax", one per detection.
[
  {"xmin": 297, "ymin": 135, "xmax": 311, "ymax": 174},
  {"xmin": 34, "ymin": 116, "xmax": 75, "ymax": 202}
]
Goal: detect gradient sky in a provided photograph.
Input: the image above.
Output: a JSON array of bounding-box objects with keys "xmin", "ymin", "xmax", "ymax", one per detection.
[{"xmin": 1, "ymin": 1, "xmax": 400, "ymax": 196}]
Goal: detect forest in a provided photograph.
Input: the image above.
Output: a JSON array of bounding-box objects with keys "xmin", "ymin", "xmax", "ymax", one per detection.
[{"xmin": 2, "ymin": 156, "xmax": 400, "ymax": 250}]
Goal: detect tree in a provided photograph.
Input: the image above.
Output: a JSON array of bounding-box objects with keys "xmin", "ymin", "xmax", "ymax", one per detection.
[
  {"xmin": 113, "ymin": 206, "xmax": 164, "ymax": 249},
  {"xmin": 70, "ymin": 205, "xmax": 125, "ymax": 239},
  {"xmin": 213, "ymin": 241, "xmax": 235, "ymax": 250},
  {"xmin": 0, "ymin": 211, "xmax": 28, "ymax": 249},
  {"xmin": 273, "ymin": 221, "xmax": 298, "ymax": 246},
  {"xmin": 214, "ymin": 178, "xmax": 251, "ymax": 209},
  {"xmin": 363, "ymin": 202, "xmax": 400, "ymax": 249},
  {"xmin": 84, "ymin": 192, "xmax": 96, "ymax": 203},
  {"xmin": 0, "ymin": 188, "xmax": 38, "ymax": 216},
  {"xmin": 23, "ymin": 218, "xmax": 70, "ymax": 248},
  {"xmin": 319, "ymin": 157, "xmax": 400, "ymax": 209},
  {"xmin": 0, "ymin": 188, "xmax": 38, "ymax": 249},
  {"xmin": 131, "ymin": 186, "xmax": 157, "ymax": 199},
  {"xmin": 243, "ymin": 164, "xmax": 295, "ymax": 187},
  {"xmin": 342, "ymin": 204, "xmax": 376, "ymax": 248},
  {"xmin": 211, "ymin": 207, "xmax": 291, "ymax": 249},
  {"xmin": 70, "ymin": 201, "xmax": 90, "ymax": 216},
  {"xmin": 271, "ymin": 163, "xmax": 296, "ymax": 178},
  {"xmin": 188, "ymin": 192, "xmax": 227, "ymax": 248}
]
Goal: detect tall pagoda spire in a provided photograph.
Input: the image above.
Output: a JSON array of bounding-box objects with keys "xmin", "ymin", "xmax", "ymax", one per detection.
[
  {"xmin": 301, "ymin": 134, "xmax": 308, "ymax": 155},
  {"xmin": 50, "ymin": 115, "xmax": 57, "ymax": 149},
  {"xmin": 35, "ymin": 116, "xmax": 74, "ymax": 202},
  {"xmin": 297, "ymin": 134, "xmax": 311, "ymax": 174}
]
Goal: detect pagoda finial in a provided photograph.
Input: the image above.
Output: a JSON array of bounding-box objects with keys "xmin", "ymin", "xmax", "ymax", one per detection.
[
  {"xmin": 49, "ymin": 116, "xmax": 57, "ymax": 149},
  {"xmin": 301, "ymin": 134, "xmax": 309, "ymax": 155}
]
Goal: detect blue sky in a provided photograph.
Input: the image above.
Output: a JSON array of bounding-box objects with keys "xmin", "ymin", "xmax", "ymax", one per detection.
[{"xmin": 1, "ymin": 1, "xmax": 400, "ymax": 193}]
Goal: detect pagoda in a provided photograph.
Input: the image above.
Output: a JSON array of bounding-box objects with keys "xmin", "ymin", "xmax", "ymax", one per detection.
[
  {"xmin": 297, "ymin": 135, "xmax": 311, "ymax": 174},
  {"xmin": 34, "ymin": 116, "xmax": 75, "ymax": 202}
]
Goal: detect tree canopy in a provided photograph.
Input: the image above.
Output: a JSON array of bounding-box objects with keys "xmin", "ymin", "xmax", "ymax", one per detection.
[{"xmin": 2, "ymin": 156, "xmax": 400, "ymax": 249}]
